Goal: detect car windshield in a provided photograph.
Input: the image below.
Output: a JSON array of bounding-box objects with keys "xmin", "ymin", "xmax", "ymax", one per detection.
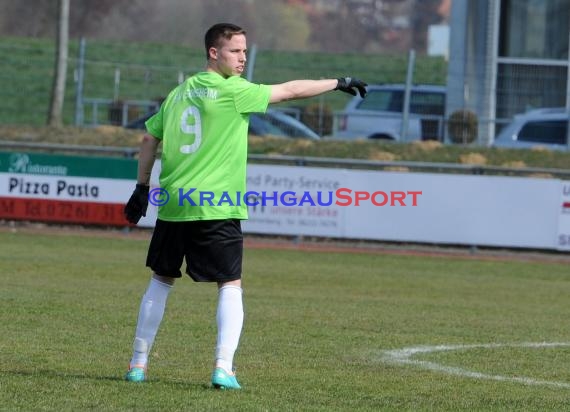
[{"xmin": 256, "ymin": 111, "xmax": 318, "ymax": 139}]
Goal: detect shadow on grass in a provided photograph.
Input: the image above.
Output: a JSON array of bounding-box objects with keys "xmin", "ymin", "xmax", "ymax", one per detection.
[{"xmin": 2, "ymin": 368, "xmax": 211, "ymax": 390}]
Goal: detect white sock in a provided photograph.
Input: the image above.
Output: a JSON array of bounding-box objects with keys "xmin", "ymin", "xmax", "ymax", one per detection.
[
  {"xmin": 130, "ymin": 277, "xmax": 172, "ymax": 369},
  {"xmin": 215, "ymin": 285, "xmax": 244, "ymax": 372}
]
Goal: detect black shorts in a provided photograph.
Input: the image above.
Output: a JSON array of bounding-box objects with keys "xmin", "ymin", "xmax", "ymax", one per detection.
[{"xmin": 146, "ymin": 219, "xmax": 243, "ymax": 282}]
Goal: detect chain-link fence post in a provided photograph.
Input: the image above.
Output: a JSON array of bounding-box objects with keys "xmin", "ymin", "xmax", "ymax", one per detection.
[{"xmin": 74, "ymin": 37, "xmax": 86, "ymax": 126}]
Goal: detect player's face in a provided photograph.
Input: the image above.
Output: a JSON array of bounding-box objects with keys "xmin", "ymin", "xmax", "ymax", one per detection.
[{"xmin": 209, "ymin": 34, "xmax": 247, "ymax": 78}]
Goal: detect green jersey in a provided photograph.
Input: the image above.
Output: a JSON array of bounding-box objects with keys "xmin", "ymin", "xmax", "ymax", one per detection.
[{"xmin": 145, "ymin": 71, "xmax": 271, "ymax": 221}]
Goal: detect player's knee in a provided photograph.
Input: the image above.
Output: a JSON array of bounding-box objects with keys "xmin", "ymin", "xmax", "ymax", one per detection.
[
  {"xmin": 218, "ymin": 279, "xmax": 241, "ymax": 289},
  {"xmin": 152, "ymin": 273, "xmax": 175, "ymax": 286}
]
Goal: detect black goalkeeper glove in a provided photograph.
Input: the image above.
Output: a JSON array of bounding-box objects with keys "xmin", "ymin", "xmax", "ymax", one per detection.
[
  {"xmin": 124, "ymin": 184, "xmax": 149, "ymax": 224},
  {"xmin": 335, "ymin": 77, "xmax": 368, "ymax": 98}
]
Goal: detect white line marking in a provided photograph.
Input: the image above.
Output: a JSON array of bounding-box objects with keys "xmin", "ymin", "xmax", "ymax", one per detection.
[{"xmin": 382, "ymin": 342, "xmax": 570, "ymax": 388}]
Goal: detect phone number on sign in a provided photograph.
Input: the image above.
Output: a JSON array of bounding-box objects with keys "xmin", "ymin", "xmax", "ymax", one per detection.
[{"xmin": 0, "ymin": 197, "xmax": 127, "ymax": 226}]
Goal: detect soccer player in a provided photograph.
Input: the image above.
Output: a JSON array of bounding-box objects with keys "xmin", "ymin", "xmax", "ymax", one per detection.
[{"xmin": 123, "ymin": 22, "xmax": 366, "ymax": 389}]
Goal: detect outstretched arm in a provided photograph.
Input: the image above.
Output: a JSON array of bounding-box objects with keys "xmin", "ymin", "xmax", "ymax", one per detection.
[
  {"xmin": 269, "ymin": 77, "xmax": 367, "ymax": 103},
  {"xmin": 269, "ymin": 79, "xmax": 337, "ymax": 103}
]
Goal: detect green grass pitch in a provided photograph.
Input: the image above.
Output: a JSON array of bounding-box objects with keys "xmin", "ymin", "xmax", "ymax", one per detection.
[{"xmin": 1, "ymin": 229, "xmax": 569, "ymax": 411}]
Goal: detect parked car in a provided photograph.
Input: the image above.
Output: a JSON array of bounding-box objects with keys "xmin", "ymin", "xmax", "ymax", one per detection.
[
  {"xmin": 125, "ymin": 108, "xmax": 319, "ymax": 140},
  {"xmin": 332, "ymin": 84, "xmax": 446, "ymax": 142},
  {"xmin": 249, "ymin": 109, "xmax": 320, "ymax": 140},
  {"xmin": 493, "ymin": 108, "xmax": 569, "ymax": 151}
]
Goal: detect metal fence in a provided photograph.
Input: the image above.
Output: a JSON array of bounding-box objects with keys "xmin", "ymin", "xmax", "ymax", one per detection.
[
  {"xmin": 80, "ymin": 98, "xmax": 160, "ymax": 128},
  {"xmin": 0, "ymin": 37, "xmax": 446, "ymax": 128},
  {"xmin": 0, "ymin": 37, "xmax": 568, "ymax": 148},
  {"xmin": 2, "ymin": 140, "xmax": 570, "ymax": 180}
]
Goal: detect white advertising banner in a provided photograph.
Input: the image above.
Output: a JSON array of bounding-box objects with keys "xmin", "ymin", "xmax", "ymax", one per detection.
[
  {"xmin": 340, "ymin": 170, "xmax": 560, "ymax": 249},
  {"xmin": 0, "ymin": 173, "xmax": 133, "ymax": 203},
  {"xmin": 141, "ymin": 163, "xmax": 349, "ymax": 234},
  {"xmin": 140, "ymin": 161, "xmax": 565, "ymax": 251},
  {"xmin": 241, "ymin": 165, "xmax": 349, "ymax": 237}
]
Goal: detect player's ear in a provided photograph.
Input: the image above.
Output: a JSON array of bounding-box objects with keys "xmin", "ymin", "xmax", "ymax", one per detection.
[{"xmin": 208, "ymin": 47, "xmax": 218, "ymax": 61}]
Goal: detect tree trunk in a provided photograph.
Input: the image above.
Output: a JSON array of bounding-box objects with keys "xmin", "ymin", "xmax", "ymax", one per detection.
[{"xmin": 48, "ymin": 0, "xmax": 70, "ymax": 127}]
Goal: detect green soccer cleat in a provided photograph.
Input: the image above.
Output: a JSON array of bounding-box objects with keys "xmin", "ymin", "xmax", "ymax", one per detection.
[
  {"xmin": 125, "ymin": 366, "xmax": 146, "ymax": 382},
  {"xmin": 211, "ymin": 367, "xmax": 241, "ymax": 390}
]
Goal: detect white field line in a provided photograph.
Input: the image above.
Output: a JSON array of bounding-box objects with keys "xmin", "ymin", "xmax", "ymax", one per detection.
[{"xmin": 382, "ymin": 342, "xmax": 570, "ymax": 389}]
